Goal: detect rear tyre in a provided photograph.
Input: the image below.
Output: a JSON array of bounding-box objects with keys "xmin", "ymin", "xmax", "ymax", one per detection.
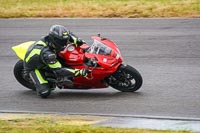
[
  {"xmin": 105, "ymin": 64, "xmax": 143, "ymax": 92},
  {"xmin": 13, "ymin": 60, "xmax": 36, "ymax": 91}
]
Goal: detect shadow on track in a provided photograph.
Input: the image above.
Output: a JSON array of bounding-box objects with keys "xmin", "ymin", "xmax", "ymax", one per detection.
[{"xmin": 20, "ymin": 89, "xmax": 144, "ymax": 100}]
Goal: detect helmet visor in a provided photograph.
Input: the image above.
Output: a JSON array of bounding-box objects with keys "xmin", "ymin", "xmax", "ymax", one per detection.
[{"xmin": 52, "ymin": 37, "xmax": 68, "ymax": 51}]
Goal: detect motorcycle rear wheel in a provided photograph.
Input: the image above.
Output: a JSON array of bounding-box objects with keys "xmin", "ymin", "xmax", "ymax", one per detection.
[
  {"xmin": 13, "ymin": 60, "xmax": 36, "ymax": 91},
  {"xmin": 106, "ymin": 64, "xmax": 143, "ymax": 92}
]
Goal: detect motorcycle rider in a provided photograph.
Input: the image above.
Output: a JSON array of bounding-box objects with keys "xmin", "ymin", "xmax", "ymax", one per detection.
[{"xmin": 24, "ymin": 24, "xmax": 89, "ymax": 98}]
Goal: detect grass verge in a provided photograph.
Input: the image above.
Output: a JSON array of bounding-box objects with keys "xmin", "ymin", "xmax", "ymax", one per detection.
[
  {"xmin": 0, "ymin": 113, "xmax": 196, "ymax": 133},
  {"xmin": 0, "ymin": 0, "xmax": 199, "ymax": 18}
]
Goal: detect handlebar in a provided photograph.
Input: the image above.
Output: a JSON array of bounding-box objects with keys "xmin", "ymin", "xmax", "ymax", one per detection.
[
  {"xmin": 84, "ymin": 57, "xmax": 97, "ymax": 67},
  {"xmin": 84, "ymin": 57, "xmax": 97, "ymax": 80}
]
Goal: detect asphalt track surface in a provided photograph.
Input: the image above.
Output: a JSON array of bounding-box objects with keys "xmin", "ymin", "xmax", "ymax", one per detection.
[{"xmin": 0, "ymin": 18, "xmax": 200, "ymax": 119}]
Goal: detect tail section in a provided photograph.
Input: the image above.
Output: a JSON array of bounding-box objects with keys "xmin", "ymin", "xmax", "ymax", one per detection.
[{"xmin": 12, "ymin": 41, "xmax": 35, "ymax": 60}]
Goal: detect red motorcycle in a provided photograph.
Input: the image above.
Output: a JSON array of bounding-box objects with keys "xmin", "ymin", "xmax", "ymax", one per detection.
[{"xmin": 12, "ymin": 35, "xmax": 143, "ymax": 97}]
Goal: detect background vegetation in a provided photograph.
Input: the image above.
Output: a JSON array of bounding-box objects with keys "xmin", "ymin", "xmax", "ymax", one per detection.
[
  {"xmin": 0, "ymin": 0, "xmax": 199, "ymax": 18},
  {"xmin": 0, "ymin": 118, "xmax": 195, "ymax": 133}
]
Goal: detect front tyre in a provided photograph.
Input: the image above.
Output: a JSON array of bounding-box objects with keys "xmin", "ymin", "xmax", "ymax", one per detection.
[
  {"xmin": 13, "ymin": 60, "xmax": 36, "ymax": 91},
  {"xmin": 105, "ymin": 64, "xmax": 143, "ymax": 92}
]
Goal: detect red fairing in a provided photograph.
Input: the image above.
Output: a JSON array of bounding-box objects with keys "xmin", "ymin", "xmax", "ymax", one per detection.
[
  {"xmin": 58, "ymin": 36, "xmax": 123, "ymax": 89},
  {"xmin": 59, "ymin": 43, "xmax": 86, "ymax": 66},
  {"xmin": 92, "ymin": 36, "xmax": 122, "ymax": 58}
]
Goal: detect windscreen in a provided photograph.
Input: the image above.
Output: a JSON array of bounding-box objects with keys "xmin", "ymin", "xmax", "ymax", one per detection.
[{"xmin": 87, "ymin": 40, "xmax": 111, "ymax": 55}]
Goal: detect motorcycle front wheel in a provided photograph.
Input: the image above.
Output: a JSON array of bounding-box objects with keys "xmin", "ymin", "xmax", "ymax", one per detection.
[{"xmin": 105, "ymin": 64, "xmax": 143, "ymax": 92}]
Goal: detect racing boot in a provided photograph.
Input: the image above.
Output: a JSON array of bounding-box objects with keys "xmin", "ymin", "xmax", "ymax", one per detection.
[{"xmin": 29, "ymin": 70, "xmax": 51, "ymax": 98}]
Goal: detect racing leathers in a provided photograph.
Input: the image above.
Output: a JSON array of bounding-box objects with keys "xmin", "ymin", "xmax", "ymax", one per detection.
[{"xmin": 24, "ymin": 34, "xmax": 87, "ymax": 97}]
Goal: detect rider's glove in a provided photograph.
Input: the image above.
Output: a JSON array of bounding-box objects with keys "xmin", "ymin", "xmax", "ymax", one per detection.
[
  {"xmin": 77, "ymin": 38, "xmax": 86, "ymax": 46},
  {"xmin": 77, "ymin": 68, "xmax": 89, "ymax": 77}
]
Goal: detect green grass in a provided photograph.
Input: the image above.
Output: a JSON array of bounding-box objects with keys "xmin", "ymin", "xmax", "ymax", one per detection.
[
  {"xmin": 0, "ymin": 118, "xmax": 195, "ymax": 133},
  {"xmin": 0, "ymin": 0, "xmax": 199, "ymax": 18}
]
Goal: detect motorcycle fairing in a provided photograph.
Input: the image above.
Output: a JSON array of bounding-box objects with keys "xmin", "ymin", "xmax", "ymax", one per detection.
[
  {"xmin": 58, "ymin": 36, "xmax": 123, "ymax": 89},
  {"xmin": 12, "ymin": 41, "xmax": 35, "ymax": 60}
]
